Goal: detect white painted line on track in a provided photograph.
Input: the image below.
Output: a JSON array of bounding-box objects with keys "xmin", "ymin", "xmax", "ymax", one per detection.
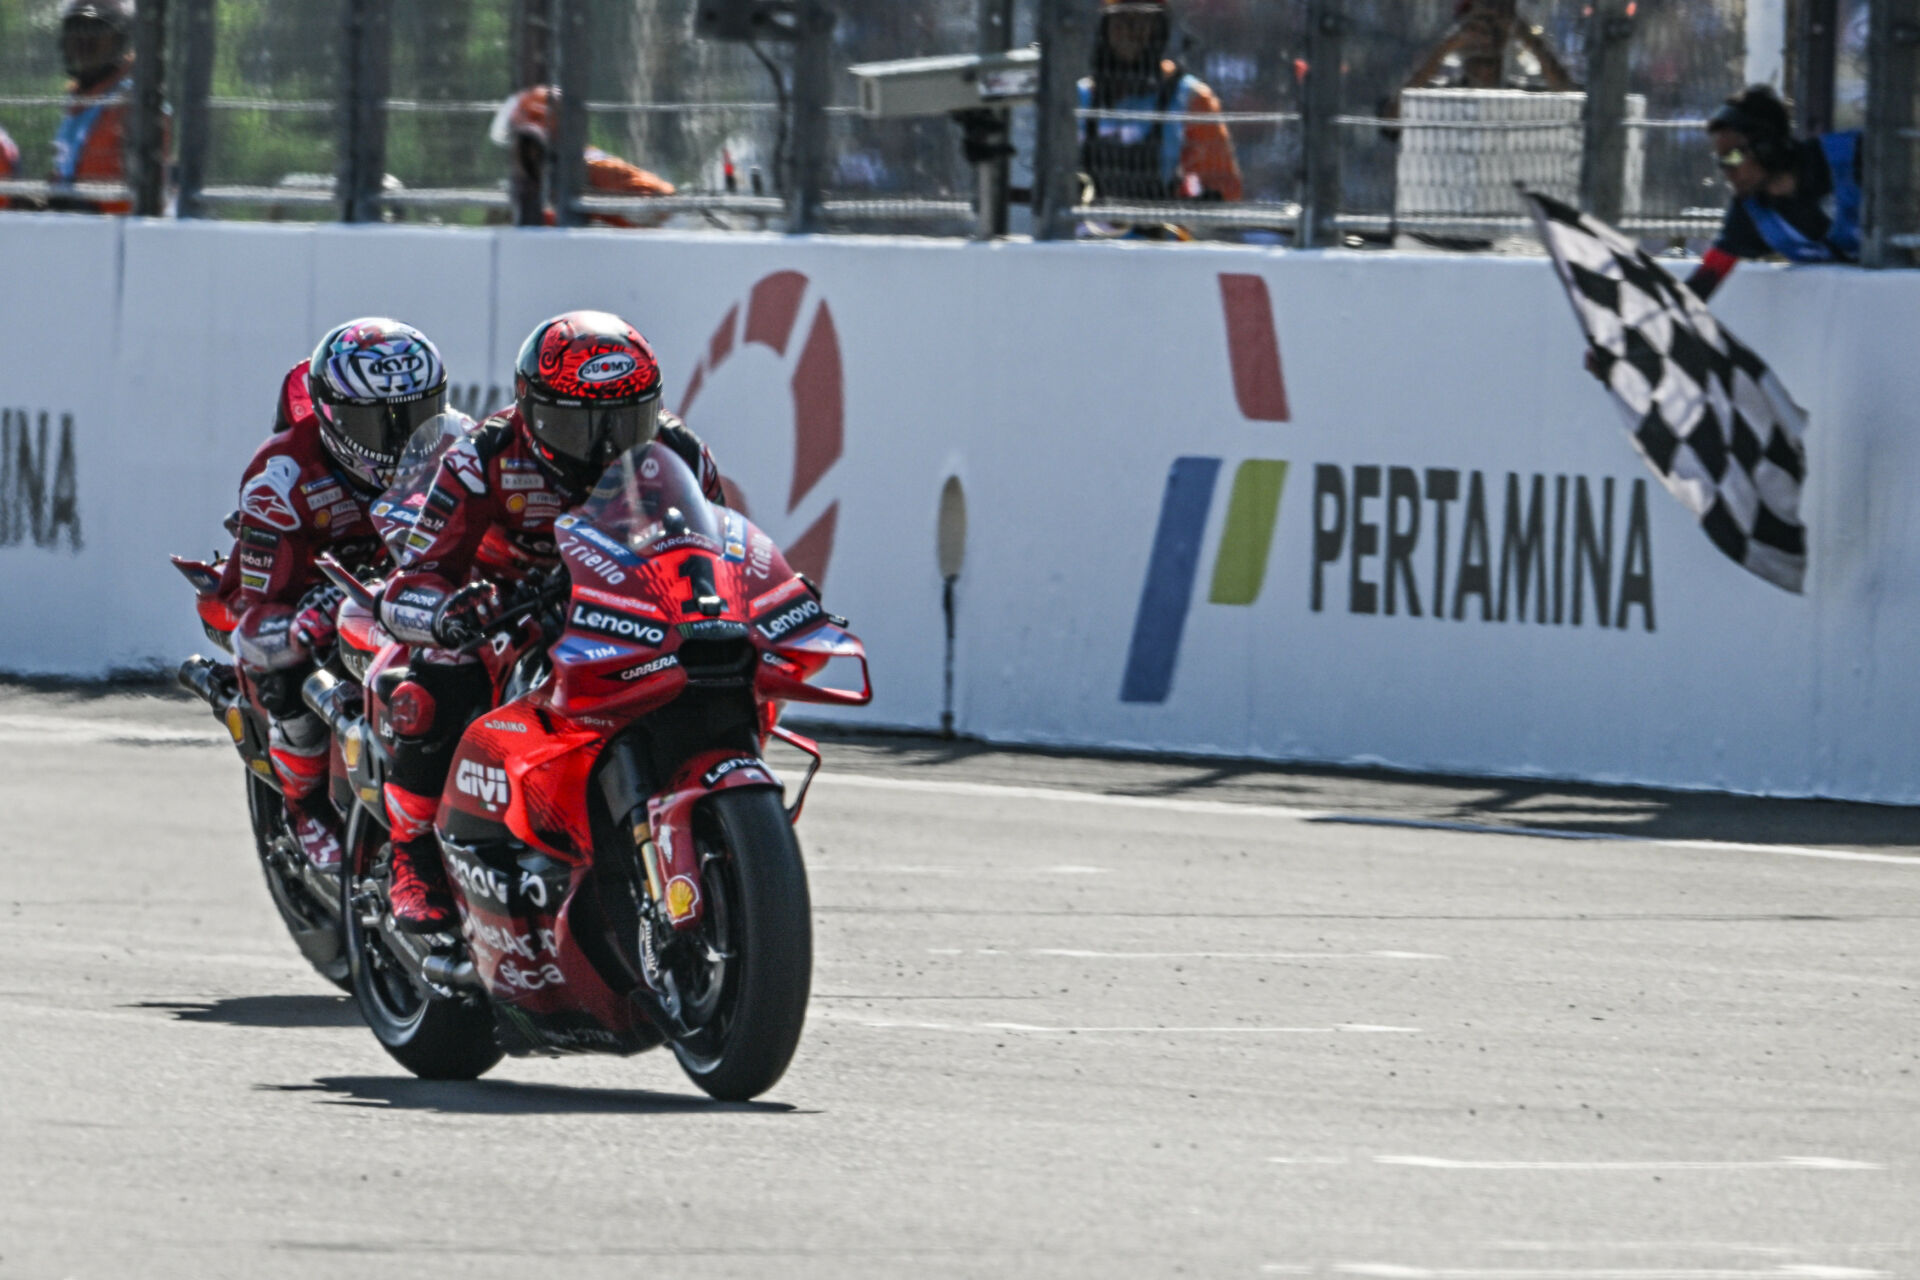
[
  {"xmin": 1029, "ymin": 948, "xmax": 1447, "ymax": 961},
  {"xmin": 1321, "ymin": 1267, "xmax": 1887, "ymax": 1279},
  {"xmin": 1369, "ymin": 1156, "xmax": 1883, "ymax": 1171},
  {"xmin": 812, "ymin": 1008, "xmax": 1419, "ymax": 1035},
  {"xmin": 818, "ymin": 774, "xmax": 1920, "ymax": 867}
]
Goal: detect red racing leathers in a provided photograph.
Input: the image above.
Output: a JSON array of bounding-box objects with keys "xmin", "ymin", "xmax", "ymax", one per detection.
[
  {"xmin": 376, "ymin": 406, "xmax": 723, "ymax": 846},
  {"xmin": 229, "ymin": 363, "xmax": 389, "ymax": 868}
]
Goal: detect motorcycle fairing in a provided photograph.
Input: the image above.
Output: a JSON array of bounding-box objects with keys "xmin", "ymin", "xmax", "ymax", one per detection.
[{"xmin": 646, "ymin": 747, "xmax": 784, "ymax": 931}]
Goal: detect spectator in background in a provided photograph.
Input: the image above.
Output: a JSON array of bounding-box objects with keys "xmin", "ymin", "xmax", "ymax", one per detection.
[
  {"xmin": 1078, "ymin": 0, "xmax": 1243, "ymax": 223},
  {"xmin": 490, "ymin": 87, "xmax": 676, "ymax": 229},
  {"xmin": 1687, "ymin": 85, "xmax": 1861, "ymax": 301},
  {"xmin": 48, "ymin": 0, "xmax": 138, "ymax": 214}
]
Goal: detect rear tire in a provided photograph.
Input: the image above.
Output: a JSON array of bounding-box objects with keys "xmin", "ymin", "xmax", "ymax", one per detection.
[
  {"xmin": 669, "ymin": 787, "xmax": 813, "ymax": 1102},
  {"xmin": 342, "ymin": 843, "xmax": 503, "ymax": 1081}
]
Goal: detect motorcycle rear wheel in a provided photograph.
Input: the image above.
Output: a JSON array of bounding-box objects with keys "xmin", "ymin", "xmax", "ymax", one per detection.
[
  {"xmin": 245, "ymin": 774, "xmax": 350, "ymax": 992},
  {"xmin": 342, "ymin": 844, "xmax": 503, "ymax": 1081},
  {"xmin": 668, "ymin": 787, "xmax": 813, "ymax": 1102}
]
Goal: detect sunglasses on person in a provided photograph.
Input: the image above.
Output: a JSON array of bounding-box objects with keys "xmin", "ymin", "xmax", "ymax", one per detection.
[{"xmin": 1714, "ymin": 146, "xmax": 1749, "ymax": 170}]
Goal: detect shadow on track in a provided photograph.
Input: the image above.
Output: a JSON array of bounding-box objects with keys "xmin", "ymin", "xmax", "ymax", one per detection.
[
  {"xmin": 132, "ymin": 995, "xmax": 361, "ymax": 1028},
  {"xmin": 814, "ymin": 729, "xmax": 1920, "ymax": 853},
  {"xmin": 260, "ymin": 1076, "xmax": 810, "ymax": 1116}
]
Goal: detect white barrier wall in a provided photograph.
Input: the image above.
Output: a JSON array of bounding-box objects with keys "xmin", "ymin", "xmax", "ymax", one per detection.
[{"xmin": 2, "ymin": 215, "xmax": 1916, "ymax": 802}]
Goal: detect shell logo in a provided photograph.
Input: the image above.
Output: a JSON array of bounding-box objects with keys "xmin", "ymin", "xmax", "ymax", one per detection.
[{"xmin": 678, "ymin": 271, "xmax": 842, "ymax": 586}]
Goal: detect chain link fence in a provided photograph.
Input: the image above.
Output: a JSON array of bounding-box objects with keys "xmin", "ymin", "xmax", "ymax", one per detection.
[
  {"xmin": 0, "ymin": 0, "xmax": 1914, "ymax": 264},
  {"xmin": 197, "ymin": 0, "xmax": 343, "ymax": 219}
]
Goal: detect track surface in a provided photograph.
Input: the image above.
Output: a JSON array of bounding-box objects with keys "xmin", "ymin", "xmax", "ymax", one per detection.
[{"xmin": 1, "ymin": 686, "xmax": 1916, "ymax": 1279}]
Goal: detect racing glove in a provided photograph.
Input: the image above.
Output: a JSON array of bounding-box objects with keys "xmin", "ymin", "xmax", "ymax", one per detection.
[
  {"xmin": 290, "ymin": 583, "xmax": 345, "ymax": 660},
  {"xmin": 431, "ymin": 581, "xmax": 500, "ymax": 650}
]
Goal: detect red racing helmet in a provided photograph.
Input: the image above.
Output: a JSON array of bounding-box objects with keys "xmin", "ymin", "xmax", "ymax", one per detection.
[{"xmin": 513, "ymin": 310, "xmax": 663, "ymax": 488}]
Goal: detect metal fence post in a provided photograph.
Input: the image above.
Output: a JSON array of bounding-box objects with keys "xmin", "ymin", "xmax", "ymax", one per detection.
[
  {"xmin": 173, "ymin": 0, "xmax": 214, "ymax": 218},
  {"xmin": 786, "ymin": 0, "xmax": 834, "ymax": 235},
  {"xmin": 129, "ymin": 0, "xmax": 167, "ymax": 216},
  {"xmin": 337, "ymin": 0, "xmax": 393, "ymax": 224},
  {"xmin": 1578, "ymin": 0, "xmax": 1632, "ymax": 224},
  {"xmin": 975, "ymin": 0, "xmax": 1015, "ymax": 240},
  {"xmin": 1862, "ymin": 0, "xmax": 1920, "ymax": 267},
  {"xmin": 1033, "ymin": 0, "xmax": 1094, "ymax": 241},
  {"xmin": 549, "ymin": 0, "xmax": 590, "ymax": 229},
  {"xmin": 1298, "ymin": 0, "xmax": 1344, "ymax": 247},
  {"xmin": 1795, "ymin": 0, "xmax": 1839, "ymax": 136},
  {"xmin": 513, "ymin": 0, "xmax": 553, "ymax": 86}
]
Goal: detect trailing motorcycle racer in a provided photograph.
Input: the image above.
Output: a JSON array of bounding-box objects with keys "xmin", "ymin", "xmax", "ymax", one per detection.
[
  {"xmin": 374, "ymin": 309, "xmax": 725, "ymax": 933},
  {"xmin": 231, "ymin": 319, "xmax": 449, "ymax": 873}
]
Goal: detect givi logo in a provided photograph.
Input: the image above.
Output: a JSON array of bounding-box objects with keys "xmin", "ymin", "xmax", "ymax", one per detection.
[{"xmin": 680, "ymin": 272, "xmax": 842, "ymax": 586}]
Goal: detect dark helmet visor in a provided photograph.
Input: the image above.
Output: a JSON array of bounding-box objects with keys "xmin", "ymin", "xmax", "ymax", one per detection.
[
  {"xmin": 326, "ymin": 390, "xmax": 449, "ymax": 464},
  {"xmin": 529, "ymin": 397, "xmax": 660, "ymax": 471}
]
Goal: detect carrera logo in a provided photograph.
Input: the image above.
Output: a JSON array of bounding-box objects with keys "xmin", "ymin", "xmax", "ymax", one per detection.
[
  {"xmin": 617, "ymin": 654, "xmax": 678, "ymax": 681},
  {"xmin": 755, "ymin": 596, "xmax": 821, "ymax": 641},
  {"xmin": 570, "ymin": 604, "xmax": 667, "ymax": 646},
  {"xmin": 455, "ymin": 759, "xmax": 509, "ymax": 809},
  {"xmin": 578, "ymin": 352, "xmax": 638, "ymax": 384}
]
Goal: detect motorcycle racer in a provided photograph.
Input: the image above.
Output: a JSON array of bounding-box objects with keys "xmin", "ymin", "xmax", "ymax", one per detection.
[
  {"xmin": 231, "ymin": 319, "xmax": 449, "ymax": 872},
  {"xmin": 374, "ymin": 310, "xmax": 724, "ymax": 932}
]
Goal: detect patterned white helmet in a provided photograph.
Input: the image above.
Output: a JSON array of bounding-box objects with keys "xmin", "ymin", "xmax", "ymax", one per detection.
[{"xmin": 307, "ymin": 318, "xmax": 448, "ymax": 490}]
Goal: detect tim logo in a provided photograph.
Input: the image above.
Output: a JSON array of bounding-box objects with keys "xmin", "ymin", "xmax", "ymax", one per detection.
[
  {"xmin": 1120, "ymin": 274, "xmax": 1289, "ymax": 705},
  {"xmin": 455, "ymin": 760, "xmax": 509, "ymax": 810}
]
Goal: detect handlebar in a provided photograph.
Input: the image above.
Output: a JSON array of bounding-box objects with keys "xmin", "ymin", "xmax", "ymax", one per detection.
[
  {"xmin": 314, "ymin": 553, "xmax": 380, "ymax": 611},
  {"xmin": 450, "ymin": 571, "xmax": 571, "ymax": 657}
]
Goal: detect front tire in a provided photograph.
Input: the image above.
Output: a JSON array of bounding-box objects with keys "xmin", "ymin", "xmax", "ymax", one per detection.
[
  {"xmin": 342, "ymin": 842, "xmax": 503, "ymax": 1081},
  {"xmin": 668, "ymin": 787, "xmax": 813, "ymax": 1102},
  {"xmin": 245, "ymin": 775, "xmax": 350, "ymax": 992}
]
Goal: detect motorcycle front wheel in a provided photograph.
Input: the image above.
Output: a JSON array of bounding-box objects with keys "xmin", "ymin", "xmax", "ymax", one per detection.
[
  {"xmin": 342, "ymin": 842, "xmax": 503, "ymax": 1081},
  {"xmin": 668, "ymin": 787, "xmax": 813, "ymax": 1102},
  {"xmin": 245, "ymin": 774, "xmax": 350, "ymax": 992}
]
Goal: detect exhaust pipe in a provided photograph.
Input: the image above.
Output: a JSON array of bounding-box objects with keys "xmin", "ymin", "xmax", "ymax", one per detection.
[
  {"xmin": 177, "ymin": 655, "xmax": 237, "ymax": 709},
  {"xmin": 420, "ymin": 954, "xmax": 480, "ymax": 990},
  {"xmin": 301, "ymin": 667, "xmax": 363, "ymax": 739}
]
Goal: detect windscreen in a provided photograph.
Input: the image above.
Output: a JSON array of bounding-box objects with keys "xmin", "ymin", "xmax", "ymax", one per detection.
[
  {"xmin": 573, "ymin": 441, "xmax": 722, "ymax": 558},
  {"xmin": 368, "ymin": 411, "xmax": 476, "ymax": 543}
]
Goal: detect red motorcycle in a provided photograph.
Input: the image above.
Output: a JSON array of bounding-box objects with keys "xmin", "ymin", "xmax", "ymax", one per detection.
[{"xmin": 199, "ymin": 437, "xmax": 869, "ymax": 1100}]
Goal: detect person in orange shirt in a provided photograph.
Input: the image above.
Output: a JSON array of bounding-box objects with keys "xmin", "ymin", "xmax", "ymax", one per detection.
[
  {"xmin": 490, "ymin": 87, "xmax": 675, "ymax": 229},
  {"xmin": 49, "ymin": 0, "xmax": 139, "ymax": 214},
  {"xmin": 1077, "ymin": 0, "xmax": 1243, "ymax": 210}
]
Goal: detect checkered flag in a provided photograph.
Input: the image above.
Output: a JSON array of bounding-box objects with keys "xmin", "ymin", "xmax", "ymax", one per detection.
[{"xmin": 1524, "ymin": 190, "xmax": 1809, "ymax": 593}]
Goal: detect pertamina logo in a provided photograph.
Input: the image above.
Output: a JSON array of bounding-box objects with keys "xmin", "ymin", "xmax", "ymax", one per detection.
[
  {"xmin": 1120, "ymin": 275, "xmax": 1657, "ymax": 706},
  {"xmin": 678, "ymin": 271, "xmax": 843, "ymax": 587},
  {"xmin": 455, "ymin": 759, "xmax": 509, "ymax": 811}
]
